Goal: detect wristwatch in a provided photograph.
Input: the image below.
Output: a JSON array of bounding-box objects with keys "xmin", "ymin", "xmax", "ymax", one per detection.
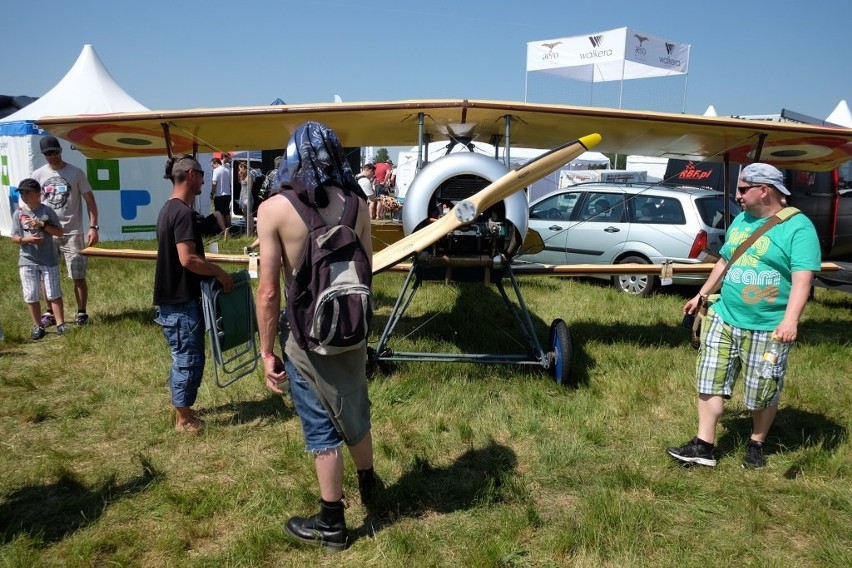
[{"xmin": 91, "ymin": 225, "xmax": 99, "ymax": 230}]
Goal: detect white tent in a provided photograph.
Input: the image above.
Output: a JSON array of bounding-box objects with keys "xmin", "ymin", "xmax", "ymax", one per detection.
[
  {"xmin": 527, "ymin": 27, "xmax": 690, "ymax": 80},
  {"xmin": 0, "ymin": 45, "xmax": 182, "ymax": 240},
  {"xmin": 526, "ymin": 28, "xmax": 690, "ymax": 110},
  {"xmin": 394, "ymin": 142, "xmax": 611, "ymax": 202},
  {"xmin": 826, "ymin": 100, "xmax": 852, "ymax": 127}
]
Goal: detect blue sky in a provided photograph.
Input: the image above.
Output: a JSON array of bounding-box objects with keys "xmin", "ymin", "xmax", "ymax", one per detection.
[{"xmin": 4, "ymin": 0, "xmax": 850, "ymax": 120}]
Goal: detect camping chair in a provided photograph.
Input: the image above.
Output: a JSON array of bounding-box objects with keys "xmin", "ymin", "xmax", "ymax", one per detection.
[{"xmin": 201, "ymin": 270, "xmax": 258, "ymax": 387}]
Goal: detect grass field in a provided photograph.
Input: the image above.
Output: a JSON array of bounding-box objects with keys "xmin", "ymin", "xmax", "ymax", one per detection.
[{"xmin": 1, "ymin": 236, "xmax": 850, "ymax": 567}]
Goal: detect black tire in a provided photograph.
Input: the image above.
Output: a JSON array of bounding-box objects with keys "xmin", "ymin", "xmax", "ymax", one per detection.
[
  {"xmin": 548, "ymin": 319, "xmax": 574, "ymax": 387},
  {"xmin": 613, "ymin": 255, "xmax": 658, "ymax": 297}
]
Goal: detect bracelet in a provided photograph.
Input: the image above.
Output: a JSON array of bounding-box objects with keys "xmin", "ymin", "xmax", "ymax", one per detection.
[
  {"xmin": 90, "ymin": 225, "xmax": 99, "ymax": 230},
  {"xmin": 261, "ymin": 351, "xmax": 275, "ymax": 360}
]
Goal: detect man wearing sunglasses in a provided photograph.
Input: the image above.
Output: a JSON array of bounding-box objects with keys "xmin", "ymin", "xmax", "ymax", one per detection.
[
  {"xmin": 669, "ymin": 163, "xmax": 821, "ymax": 469},
  {"xmin": 32, "ymin": 135, "xmax": 99, "ymax": 327},
  {"xmin": 155, "ymin": 155, "xmax": 233, "ymax": 433}
]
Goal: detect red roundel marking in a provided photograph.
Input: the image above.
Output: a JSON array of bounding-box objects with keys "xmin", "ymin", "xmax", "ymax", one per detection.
[
  {"xmin": 730, "ymin": 136, "xmax": 852, "ymax": 167},
  {"xmin": 65, "ymin": 124, "xmax": 195, "ymax": 155}
]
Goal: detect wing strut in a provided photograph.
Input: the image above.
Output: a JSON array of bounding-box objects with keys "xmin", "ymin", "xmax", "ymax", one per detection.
[{"xmin": 161, "ymin": 123, "xmax": 173, "ymax": 158}]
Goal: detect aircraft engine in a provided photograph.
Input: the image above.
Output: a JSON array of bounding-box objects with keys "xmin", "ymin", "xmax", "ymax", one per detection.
[{"xmin": 401, "ymin": 153, "xmax": 529, "ymax": 267}]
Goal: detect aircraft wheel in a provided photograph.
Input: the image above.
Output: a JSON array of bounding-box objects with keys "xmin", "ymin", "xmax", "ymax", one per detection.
[
  {"xmin": 613, "ymin": 255, "xmax": 658, "ymax": 297},
  {"xmin": 548, "ymin": 319, "xmax": 574, "ymax": 387}
]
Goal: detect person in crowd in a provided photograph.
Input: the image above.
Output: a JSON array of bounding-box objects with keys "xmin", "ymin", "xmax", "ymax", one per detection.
[
  {"xmin": 255, "ymin": 122, "xmax": 378, "ymax": 551},
  {"xmin": 356, "ymin": 163, "xmax": 376, "ymax": 217},
  {"xmin": 11, "ymin": 178, "xmax": 68, "ymax": 339},
  {"xmin": 154, "ymin": 155, "xmax": 233, "ymax": 433},
  {"xmin": 668, "ymin": 163, "xmax": 821, "ymax": 469},
  {"xmin": 32, "ymin": 135, "xmax": 99, "ymax": 327},
  {"xmin": 373, "ymin": 159, "xmax": 392, "ymax": 219},
  {"xmin": 210, "ymin": 155, "xmax": 233, "ymax": 229}
]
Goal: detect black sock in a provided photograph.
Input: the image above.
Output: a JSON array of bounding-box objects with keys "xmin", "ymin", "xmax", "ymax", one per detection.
[{"xmin": 695, "ymin": 437, "xmax": 714, "ymax": 450}]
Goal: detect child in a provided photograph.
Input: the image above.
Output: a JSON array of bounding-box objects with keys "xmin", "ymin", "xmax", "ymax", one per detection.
[{"xmin": 11, "ymin": 178, "xmax": 67, "ymax": 340}]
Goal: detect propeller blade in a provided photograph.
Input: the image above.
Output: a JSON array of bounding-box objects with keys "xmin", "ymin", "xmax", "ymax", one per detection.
[{"xmin": 372, "ymin": 133, "xmax": 601, "ymax": 273}]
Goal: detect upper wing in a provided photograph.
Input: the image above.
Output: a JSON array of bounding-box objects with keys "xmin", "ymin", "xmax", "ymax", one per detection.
[{"xmin": 37, "ymin": 99, "xmax": 852, "ymax": 171}]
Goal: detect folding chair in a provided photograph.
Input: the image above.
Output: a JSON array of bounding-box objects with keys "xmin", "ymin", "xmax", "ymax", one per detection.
[{"xmin": 201, "ymin": 270, "xmax": 258, "ymax": 387}]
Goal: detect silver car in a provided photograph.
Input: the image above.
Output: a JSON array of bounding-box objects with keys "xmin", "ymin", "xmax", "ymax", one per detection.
[{"xmin": 516, "ymin": 183, "xmax": 740, "ymax": 296}]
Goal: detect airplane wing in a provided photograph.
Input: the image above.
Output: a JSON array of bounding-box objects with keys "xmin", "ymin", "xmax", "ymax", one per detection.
[{"xmin": 37, "ymin": 99, "xmax": 852, "ymax": 171}]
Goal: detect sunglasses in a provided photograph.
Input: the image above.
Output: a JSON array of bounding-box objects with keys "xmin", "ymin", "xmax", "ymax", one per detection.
[
  {"xmin": 736, "ymin": 184, "xmax": 763, "ymax": 194},
  {"xmin": 43, "ymin": 150, "xmax": 60, "ymax": 157}
]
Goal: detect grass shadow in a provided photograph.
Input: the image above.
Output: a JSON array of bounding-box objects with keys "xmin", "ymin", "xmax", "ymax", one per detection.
[
  {"xmin": 0, "ymin": 455, "xmax": 164, "ymax": 546},
  {"xmin": 718, "ymin": 406, "xmax": 847, "ymax": 469},
  {"xmin": 350, "ymin": 439, "xmax": 517, "ymax": 543},
  {"xmin": 204, "ymin": 394, "xmax": 296, "ymax": 425},
  {"xmin": 97, "ymin": 308, "xmax": 159, "ymax": 327}
]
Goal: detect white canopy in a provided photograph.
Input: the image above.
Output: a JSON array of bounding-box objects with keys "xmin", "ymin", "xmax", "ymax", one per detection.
[
  {"xmin": 826, "ymin": 100, "xmax": 852, "ymax": 127},
  {"xmin": 526, "ymin": 27, "xmax": 690, "ymax": 82},
  {"xmin": 0, "ymin": 44, "xmax": 146, "ymax": 131},
  {"xmin": 0, "ymin": 45, "xmax": 175, "ymax": 240}
]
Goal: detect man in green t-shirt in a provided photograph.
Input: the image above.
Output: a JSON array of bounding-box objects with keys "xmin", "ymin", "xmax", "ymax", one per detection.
[{"xmin": 668, "ymin": 163, "xmax": 821, "ymax": 469}]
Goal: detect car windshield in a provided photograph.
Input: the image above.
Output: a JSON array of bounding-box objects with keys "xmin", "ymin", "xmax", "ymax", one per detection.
[{"xmin": 695, "ymin": 196, "xmax": 740, "ymax": 229}]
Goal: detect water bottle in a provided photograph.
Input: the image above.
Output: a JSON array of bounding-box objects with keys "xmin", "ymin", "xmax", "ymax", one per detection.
[{"xmin": 757, "ymin": 335, "xmax": 781, "ymax": 378}]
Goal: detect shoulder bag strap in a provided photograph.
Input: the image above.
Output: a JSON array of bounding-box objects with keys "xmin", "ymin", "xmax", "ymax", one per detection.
[{"xmin": 705, "ymin": 207, "xmax": 801, "ymax": 293}]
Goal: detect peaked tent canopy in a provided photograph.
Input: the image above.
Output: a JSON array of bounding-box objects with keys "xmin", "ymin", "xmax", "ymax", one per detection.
[
  {"xmin": 826, "ymin": 100, "xmax": 852, "ymax": 128},
  {"xmin": 0, "ymin": 44, "xmax": 148, "ymax": 136}
]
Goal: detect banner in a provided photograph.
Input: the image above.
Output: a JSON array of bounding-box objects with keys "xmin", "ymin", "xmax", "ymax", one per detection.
[{"xmin": 526, "ymin": 27, "xmax": 690, "ymax": 82}]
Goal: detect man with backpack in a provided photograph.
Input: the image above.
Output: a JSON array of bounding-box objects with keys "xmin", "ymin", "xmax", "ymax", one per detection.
[{"xmin": 255, "ymin": 122, "xmax": 378, "ymax": 552}]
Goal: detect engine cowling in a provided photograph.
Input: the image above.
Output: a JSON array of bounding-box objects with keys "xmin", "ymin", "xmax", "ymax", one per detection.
[{"xmin": 401, "ymin": 152, "xmax": 529, "ymax": 261}]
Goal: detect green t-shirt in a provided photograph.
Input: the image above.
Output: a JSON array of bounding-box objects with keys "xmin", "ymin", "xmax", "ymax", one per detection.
[{"xmin": 712, "ymin": 210, "xmax": 821, "ymax": 331}]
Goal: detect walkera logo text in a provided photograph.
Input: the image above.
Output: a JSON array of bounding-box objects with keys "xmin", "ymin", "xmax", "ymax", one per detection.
[
  {"xmin": 660, "ymin": 42, "xmax": 681, "ymax": 67},
  {"xmin": 580, "ymin": 34, "xmax": 612, "ymax": 60}
]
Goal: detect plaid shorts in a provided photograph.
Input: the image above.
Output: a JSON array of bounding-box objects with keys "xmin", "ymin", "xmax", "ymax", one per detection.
[
  {"xmin": 696, "ymin": 310, "xmax": 791, "ymax": 410},
  {"xmin": 20, "ymin": 265, "xmax": 62, "ymax": 303},
  {"xmin": 55, "ymin": 233, "xmax": 88, "ymax": 279}
]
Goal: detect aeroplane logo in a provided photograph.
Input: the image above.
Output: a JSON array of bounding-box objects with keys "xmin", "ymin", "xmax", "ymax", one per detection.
[
  {"xmin": 634, "ymin": 33, "xmax": 648, "ymax": 57},
  {"xmin": 588, "ymin": 35, "xmax": 604, "ymax": 48},
  {"xmin": 540, "ymin": 41, "xmax": 561, "ymax": 61}
]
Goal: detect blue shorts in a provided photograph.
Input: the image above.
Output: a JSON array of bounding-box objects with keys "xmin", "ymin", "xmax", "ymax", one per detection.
[
  {"xmin": 155, "ymin": 300, "xmax": 205, "ymax": 408},
  {"xmin": 285, "ymin": 357, "xmax": 345, "ymax": 453}
]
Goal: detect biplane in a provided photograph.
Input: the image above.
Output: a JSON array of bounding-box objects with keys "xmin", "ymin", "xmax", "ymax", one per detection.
[{"xmin": 38, "ymin": 100, "xmax": 852, "ymax": 386}]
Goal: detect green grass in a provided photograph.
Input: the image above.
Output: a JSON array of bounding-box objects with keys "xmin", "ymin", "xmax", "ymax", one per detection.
[{"xmin": 1, "ymin": 236, "xmax": 850, "ymax": 567}]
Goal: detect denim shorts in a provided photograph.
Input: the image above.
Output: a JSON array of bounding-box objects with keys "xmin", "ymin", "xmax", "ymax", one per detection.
[
  {"xmin": 696, "ymin": 310, "xmax": 790, "ymax": 410},
  {"xmin": 155, "ymin": 300, "xmax": 205, "ymax": 407},
  {"xmin": 285, "ymin": 357, "xmax": 345, "ymax": 453}
]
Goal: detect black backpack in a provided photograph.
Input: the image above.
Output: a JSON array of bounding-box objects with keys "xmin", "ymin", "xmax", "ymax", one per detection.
[{"xmin": 281, "ymin": 190, "xmax": 373, "ymax": 355}]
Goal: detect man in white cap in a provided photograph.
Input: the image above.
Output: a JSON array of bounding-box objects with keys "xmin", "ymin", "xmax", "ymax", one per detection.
[
  {"xmin": 32, "ymin": 135, "xmax": 99, "ymax": 327},
  {"xmin": 668, "ymin": 163, "xmax": 821, "ymax": 469}
]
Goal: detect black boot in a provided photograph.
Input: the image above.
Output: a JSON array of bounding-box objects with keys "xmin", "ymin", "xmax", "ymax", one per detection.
[{"xmin": 285, "ymin": 499, "xmax": 348, "ymax": 551}]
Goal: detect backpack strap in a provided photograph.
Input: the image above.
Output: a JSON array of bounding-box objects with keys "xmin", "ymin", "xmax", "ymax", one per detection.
[{"xmin": 280, "ymin": 188, "xmax": 360, "ymax": 232}]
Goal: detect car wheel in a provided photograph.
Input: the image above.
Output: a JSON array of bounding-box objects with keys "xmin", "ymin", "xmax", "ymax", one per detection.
[{"xmin": 612, "ymin": 255, "xmax": 659, "ymax": 297}]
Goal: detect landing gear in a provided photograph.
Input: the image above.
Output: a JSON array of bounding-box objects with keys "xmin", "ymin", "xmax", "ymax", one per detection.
[{"xmin": 547, "ymin": 318, "xmax": 574, "ymax": 387}]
